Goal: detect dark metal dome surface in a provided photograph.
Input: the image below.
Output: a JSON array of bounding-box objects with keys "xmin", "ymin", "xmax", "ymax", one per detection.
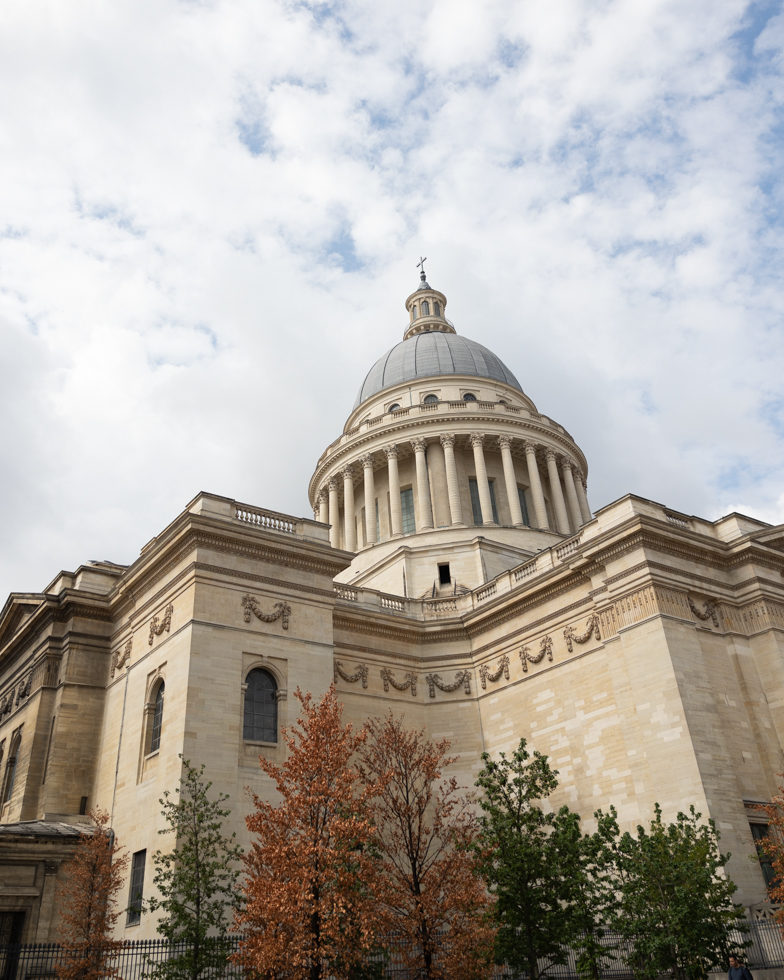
[{"xmin": 353, "ymin": 331, "xmax": 523, "ymax": 410}]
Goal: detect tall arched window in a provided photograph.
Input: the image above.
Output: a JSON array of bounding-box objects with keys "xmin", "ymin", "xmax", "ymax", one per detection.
[
  {"xmin": 421, "ymin": 300, "xmax": 430, "ymax": 315},
  {"xmin": 2, "ymin": 734, "xmax": 21, "ymax": 806},
  {"xmin": 244, "ymin": 669, "xmax": 278, "ymax": 742},
  {"xmin": 434, "ymin": 301, "xmax": 441, "ymax": 316},
  {"xmin": 150, "ymin": 683, "xmax": 165, "ymax": 753},
  {"xmin": 411, "ymin": 305, "xmax": 418, "ymax": 320}
]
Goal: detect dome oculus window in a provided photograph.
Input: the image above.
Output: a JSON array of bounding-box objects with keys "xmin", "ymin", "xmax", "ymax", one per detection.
[
  {"xmin": 462, "ymin": 392, "xmax": 477, "ymax": 402},
  {"xmin": 423, "ymin": 394, "xmax": 438, "ymax": 404},
  {"xmin": 244, "ymin": 668, "xmax": 278, "ymax": 743},
  {"xmin": 388, "ymin": 403, "xmax": 400, "ymax": 413}
]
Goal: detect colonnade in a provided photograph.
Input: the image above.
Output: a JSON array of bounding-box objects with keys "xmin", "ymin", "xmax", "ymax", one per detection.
[{"xmin": 317, "ymin": 435, "xmax": 592, "ymax": 549}]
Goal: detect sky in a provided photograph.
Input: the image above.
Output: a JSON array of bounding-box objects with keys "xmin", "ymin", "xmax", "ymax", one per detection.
[{"xmin": 1, "ymin": 0, "xmax": 783, "ymax": 602}]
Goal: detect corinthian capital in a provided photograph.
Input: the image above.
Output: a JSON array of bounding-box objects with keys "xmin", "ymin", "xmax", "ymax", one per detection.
[
  {"xmin": 410, "ymin": 437, "xmax": 427, "ymax": 453},
  {"xmin": 523, "ymin": 440, "xmax": 538, "ymax": 454},
  {"xmin": 469, "ymin": 432, "xmax": 485, "ymax": 449},
  {"xmin": 498, "ymin": 435, "xmax": 513, "ymax": 450},
  {"xmin": 560, "ymin": 458, "xmax": 573, "ymax": 473},
  {"xmin": 317, "ymin": 487, "xmax": 329, "ymax": 504},
  {"xmin": 328, "ymin": 477, "xmax": 340, "ymax": 492},
  {"xmin": 440, "ymin": 434, "xmax": 456, "ymax": 449},
  {"xmin": 359, "ymin": 453, "xmax": 375, "ymax": 469},
  {"xmin": 545, "ymin": 448, "xmax": 558, "ymax": 463},
  {"xmin": 383, "ymin": 444, "xmax": 399, "ymax": 461},
  {"xmin": 341, "ymin": 464, "xmax": 355, "ymax": 480}
]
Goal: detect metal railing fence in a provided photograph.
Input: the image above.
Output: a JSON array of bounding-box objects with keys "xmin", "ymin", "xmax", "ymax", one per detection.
[{"xmin": 1, "ymin": 920, "xmax": 782, "ymax": 980}]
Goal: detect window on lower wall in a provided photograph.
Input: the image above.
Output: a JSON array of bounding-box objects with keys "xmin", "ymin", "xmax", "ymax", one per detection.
[
  {"xmin": 469, "ymin": 479, "xmax": 499, "ymax": 525},
  {"xmin": 1, "ymin": 733, "xmax": 21, "ymax": 807},
  {"xmin": 750, "ymin": 823, "xmax": 776, "ymax": 887},
  {"xmin": 127, "ymin": 850, "xmax": 146, "ymax": 926},
  {"xmin": 244, "ymin": 669, "xmax": 278, "ymax": 743},
  {"xmin": 400, "ymin": 488, "xmax": 416, "ymax": 535}
]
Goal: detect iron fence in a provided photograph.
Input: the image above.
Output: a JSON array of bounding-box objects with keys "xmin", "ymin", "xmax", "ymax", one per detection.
[{"xmin": 1, "ymin": 920, "xmax": 782, "ymax": 980}]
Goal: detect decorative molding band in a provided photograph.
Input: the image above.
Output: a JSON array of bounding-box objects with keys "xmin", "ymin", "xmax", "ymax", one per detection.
[
  {"xmin": 519, "ymin": 635, "xmax": 553, "ymax": 673},
  {"xmin": 111, "ymin": 638, "xmax": 132, "ymax": 678},
  {"xmin": 479, "ymin": 654, "xmax": 509, "ymax": 689},
  {"xmin": 380, "ymin": 668, "xmax": 417, "ymax": 696},
  {"xmin": 334, "ymin": 660, "xmax": 369, "ymax": 688},
  {"xmin": 564, "ymin": 613, "xmax": 601, "ymax": 653},
  {"xmin": 425, "ymin": 670, "xmax": 471, "ymax": 698},
  {"xmin": 148, "ymin": 604, "xmax": 173, "ymax": 645},
  {"xmin": 242, "ymin": 595, "xmax": 291, "ymax": 630},
  {"xmin": 688, "ymin": 596, "xmax": 719, "ymax": 628}
]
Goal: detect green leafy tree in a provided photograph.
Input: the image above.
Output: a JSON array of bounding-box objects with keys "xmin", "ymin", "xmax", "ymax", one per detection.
[
  {"xmin": 612, "ymin": 804, "xmax": 749, "ymax": 980},
  {"xmin": 145, "ymin": 757, "xmax": 243, "ymax": 980},
  {"xmin": 474, "ymin": 738, "xmax": 582, "ymax": 980}
]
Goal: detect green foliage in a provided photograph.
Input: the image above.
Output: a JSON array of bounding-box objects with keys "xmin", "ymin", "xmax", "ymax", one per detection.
[
  {"xmin": 145, "ymin": 757, "xmax": 243, "ymax": 980},
  {"xmin": 474, "ymin": 739, "xmax": 583, "ymax": 980},
  {"xmin": 610, "ymin": 804, "xmax": 750, "ymax": 980}
]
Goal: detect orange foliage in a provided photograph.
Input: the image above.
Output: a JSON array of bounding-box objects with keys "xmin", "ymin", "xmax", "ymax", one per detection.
[
  {"xmin": 235, "ymin": 684, "xmax": 386, "ymax": 980},
  {"xmin": 756, "ymin": 783, "xmax": 784, "ymax": 930},
  {"xmin": 56, "ymin": 809, "xmax": 129, "ymax": 980},
  {"xmin": 358, "ymin": 713, "xmax": 495, "ymax": 980}
]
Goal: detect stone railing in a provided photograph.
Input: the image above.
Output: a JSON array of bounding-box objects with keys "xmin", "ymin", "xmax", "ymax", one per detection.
[
  {"xmin": 334, "ymin": 584, "xmax": 358, "ymax": 601},
  {"xmin": 476, "ymin": 582, "xmax": 497, "ymax": 602},
  {"xmin": 555, "ymin": 535, "xmax": 582, "ymax": 561},
  {"xmin": 234, "ymin": 506, "xmax": 296, "ymax": 534},
  {"xmin": 514, "ymin": 558, "xmax": 538, "ymax": 582},
  {"xmin": 665, "ymin": 512, "xmax": 690, "ymax": 529}
]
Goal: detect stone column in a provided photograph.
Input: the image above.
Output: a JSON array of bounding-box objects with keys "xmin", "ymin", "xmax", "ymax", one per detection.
[
  {"xmin": 470, "ymin": 433, "xmax": 496, "ymax": 525},
  {"xmin": 523, "ymin": 442, "xmax": 549, "ymax": 530},
  {"xmin": 318, "ymin": 488, "xmax": 328, "ymax": 525},
  {"xmin": 328, "ymin": 478, "xmax": 340, "ymax": 548},
  {"xmin": 546, "ymin": 450, "xmax": 571, "ymax": 535},
  {"xmin": 361, "ymin": 454, "xmax": 377, "ymax": 545},
  {"xmin": 342, "ymin": 465, "xmax": 356, "ymax": 550},
  {"xmin": 410, "ymin": 438, "xmax": 434, "ymax": 530},
  {"xmin": 426, "ymin": 440, "xmax": 450, "ymax": 528},
  {"xmin": 576, "ymin": 474, "xmax": 593, "ymax": 523},
  {"xmin": 561, "ymin": 459, "xmax": 584, "ymax": 530},
  {"xmin": 498, "ymin": 435, "xmax": 524, "ymax": 527},
  {"xmin": 440, "ymin": 434, "xmax": 464, "ymax": 526},
  {"xmin": 385, "ymin": 445, "xmax": 403, "ymax": 537}
]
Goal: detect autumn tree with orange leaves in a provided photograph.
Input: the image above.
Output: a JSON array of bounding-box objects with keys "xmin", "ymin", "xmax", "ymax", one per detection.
[
  {"xmin": 55, "ymin": 809, "xmax": 129, "ymax": 980},
  {"xmin": 755, "ymin": 784, "xmax": 784, "ymax": 927},
  {"xmin": 236, "ymin": 684, "xmax": 386, "ymax": 980},
  {"xmin": 358, "ymin": 714, "xmax": 495, "ymax": 980}
]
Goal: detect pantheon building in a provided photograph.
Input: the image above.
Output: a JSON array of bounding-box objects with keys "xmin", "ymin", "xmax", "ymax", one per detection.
[{"xmin": 1, "ymin": 270, "xmax": 783, "ymax": 941}]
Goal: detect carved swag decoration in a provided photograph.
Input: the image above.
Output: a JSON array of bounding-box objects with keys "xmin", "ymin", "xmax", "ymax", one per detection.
[
  {"xmin": 334, "ymin": 661, "xmax": 369, "ymax": 689},
  {"xmin": 14, "ymin": 675, "xmax": 32, "ymax": 706},
  {"xmin": 564, "ymin": 613, "xmax": 601, "ymax": 653},
  {"xmin": 519, "ymin": 635, "xmax": 553, "ymax": 673},
  {"xmin": 1, "ymin": 673, "xmax": 32, "ymax": 717},
  {"xmin": 479, "ymin": 654, "xmax": 510, "ymax": 689},
  {"xmin": 111, "ymin": 638, "xmax": 132, "ymax": 679},
  {"xmin": 688, "ymin": 597, "xmax": 719, "ymax": 628},
  {"xmin": 148, "ymin": 604, "xmax": 174, "ymax": 645},
  {"xmin": 242, "ymin": 595, "xmax": 291, "ymax": 630},
  {"xmin": 425, "ymin": 670, "xmax": 471, "ymax": 699},
  {"xmin": 380, "ymin": 668, "xmax": 417, "ymax": 697}
]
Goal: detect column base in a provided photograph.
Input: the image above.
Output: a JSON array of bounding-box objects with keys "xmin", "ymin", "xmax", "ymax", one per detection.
[{"xmin": 482, "ymin": 521, "xmax": 499, "ymax": 527}]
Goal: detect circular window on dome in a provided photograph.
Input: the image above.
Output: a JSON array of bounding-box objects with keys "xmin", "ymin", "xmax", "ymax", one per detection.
[
  {"xmin": 388, "ymin": 403, "xmax": 401, "ymax": 413},
  {"xmin": 463, "ymin": 392, "xmax": 477, "ymax": 402},
  {"xmin": 423, "ymin": 394, "xmax": 438, "ymax": 404}
]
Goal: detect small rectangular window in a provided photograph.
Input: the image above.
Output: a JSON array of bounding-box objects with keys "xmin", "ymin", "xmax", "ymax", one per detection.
[
  {"xmin": 469, "ymin": 479, "xmax": 499, "ymax": 524},
  {"xmin": 127, "ymin": 850, "xmax": 146, "ymax": 926},
  {"xmin": 79, "ymin": 796, "xmax": 88, "ymax": 815},
  {"xmin": 400, "ymin": 488, "xmax": 416, "ymax": 535},
  {"xmin": 517, "ymin": 486, "xmax": 530, "ymax": 527},
  {"xmin": 489, "ymin": 481, "xmax": 499, "ymax": 523},
  {"xmin": 438, "ymin": 563, "xmax": 451, "ymax": 586}
]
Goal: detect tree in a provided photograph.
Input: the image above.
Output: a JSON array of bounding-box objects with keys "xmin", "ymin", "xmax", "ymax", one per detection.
[
  {"xmin": 474, "ymin": 738, "xmax": 582, "ymax": 980},
  {"xmin": 56, "ymin": 808, "xmax": 129, "ymax": 980},
  {"xmin": 612, "ymin": 804, "xmax": 749, "ymax": 980},
  {"xmin": 358, "ymin": 713, "xmax": 495, "ymax": 980},
  {"xmin": 753, "ymin": 786, "xmax": 784, "ymax": 927},
  {"xmin": 236, "ymin": 684, "xmax": 385, "ymax": 980},
  {"xmin": 144, "ymin": 757, "xmax": 243, "ymax": 980}
]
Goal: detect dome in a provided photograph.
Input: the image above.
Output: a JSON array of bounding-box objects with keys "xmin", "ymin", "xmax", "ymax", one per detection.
[{"xmin": 353, "ymin": 331, "xmax": 524, "ymax": 409}]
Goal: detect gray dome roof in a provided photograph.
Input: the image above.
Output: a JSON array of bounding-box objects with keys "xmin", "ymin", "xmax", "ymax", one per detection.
[{"xmin": 353, "ymin": 331, "xmax": 523, "ymax": 410}]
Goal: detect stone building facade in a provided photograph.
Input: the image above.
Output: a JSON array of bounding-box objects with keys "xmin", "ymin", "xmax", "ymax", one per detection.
[{"xmin": 1, "ymin": 272, "xmax": 783, "ymax": 941}]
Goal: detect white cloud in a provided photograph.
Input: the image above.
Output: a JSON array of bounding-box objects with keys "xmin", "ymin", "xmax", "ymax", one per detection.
[{"xmin": 0, "ymin": 0, "xmax": 783, "ymax": 599}]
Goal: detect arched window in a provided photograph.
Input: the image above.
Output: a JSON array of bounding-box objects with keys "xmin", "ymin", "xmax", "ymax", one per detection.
[
  {"xmin": 150, "ymin": 682, "xmax": 164, "ymax": 753},
  {"xmin": 423, "ymin": 394, "xmax": 438, "ymax": 404},
  {"xmin": 434, "ymin": 302, "xmax": 441, "ymax": 316},
  {"xmin": 388, "ymin": 403, "xmax": 400, "ymax": 413},
  {"xmin": 2, "ymin": 734, "xmax": 21, "ymax": 806},
  {"xmin": 463, "ymin": 392, "xmax": 477, "ymax": 402},
  {"xmin": 412, "ymin": 305, "xmax": 418, "ymax": 320},
  {"xmin": 244, "ymin": 669, "xmax": 278, "ymax": 743},
  {"xmin": 421, "ymin": 300, "xmax": 430, "ymax": 315}
]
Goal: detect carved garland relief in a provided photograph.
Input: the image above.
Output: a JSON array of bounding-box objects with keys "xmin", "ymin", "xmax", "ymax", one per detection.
[
  {"xmin": 563, "ymin": 613, "xmax": 601, "ymax": 653},
  {"xmin": 111, "ymin": 638, "xmax": 133, "ymax": 678},
  {"xmin": 380, "ymin": 668, "xmax": 417, "ymax": 697},
  {"xmin": 425, "ymin": 670, "xmax": 471, "ymax": 698},
  {"xmin": 479, "ymin": 654, "xmax": 510, "ymax": 689},
  {"xmin": 520, "ymin": 635, "xmax": 553, "ymax": 673},
  {"xmin": 688, "ymin": 596, "xmax": 719, "ymax": 628},
  {"xmin": 242, "ymin": 594, "xmax": 291, "ymax": 630},
  {"xmin": 334, "ymin": 661, "xmax": 369, "ymax": 688},
  {"xmin": 148, "ymin": 604, "xmax": 173, "ymax": 645}
]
